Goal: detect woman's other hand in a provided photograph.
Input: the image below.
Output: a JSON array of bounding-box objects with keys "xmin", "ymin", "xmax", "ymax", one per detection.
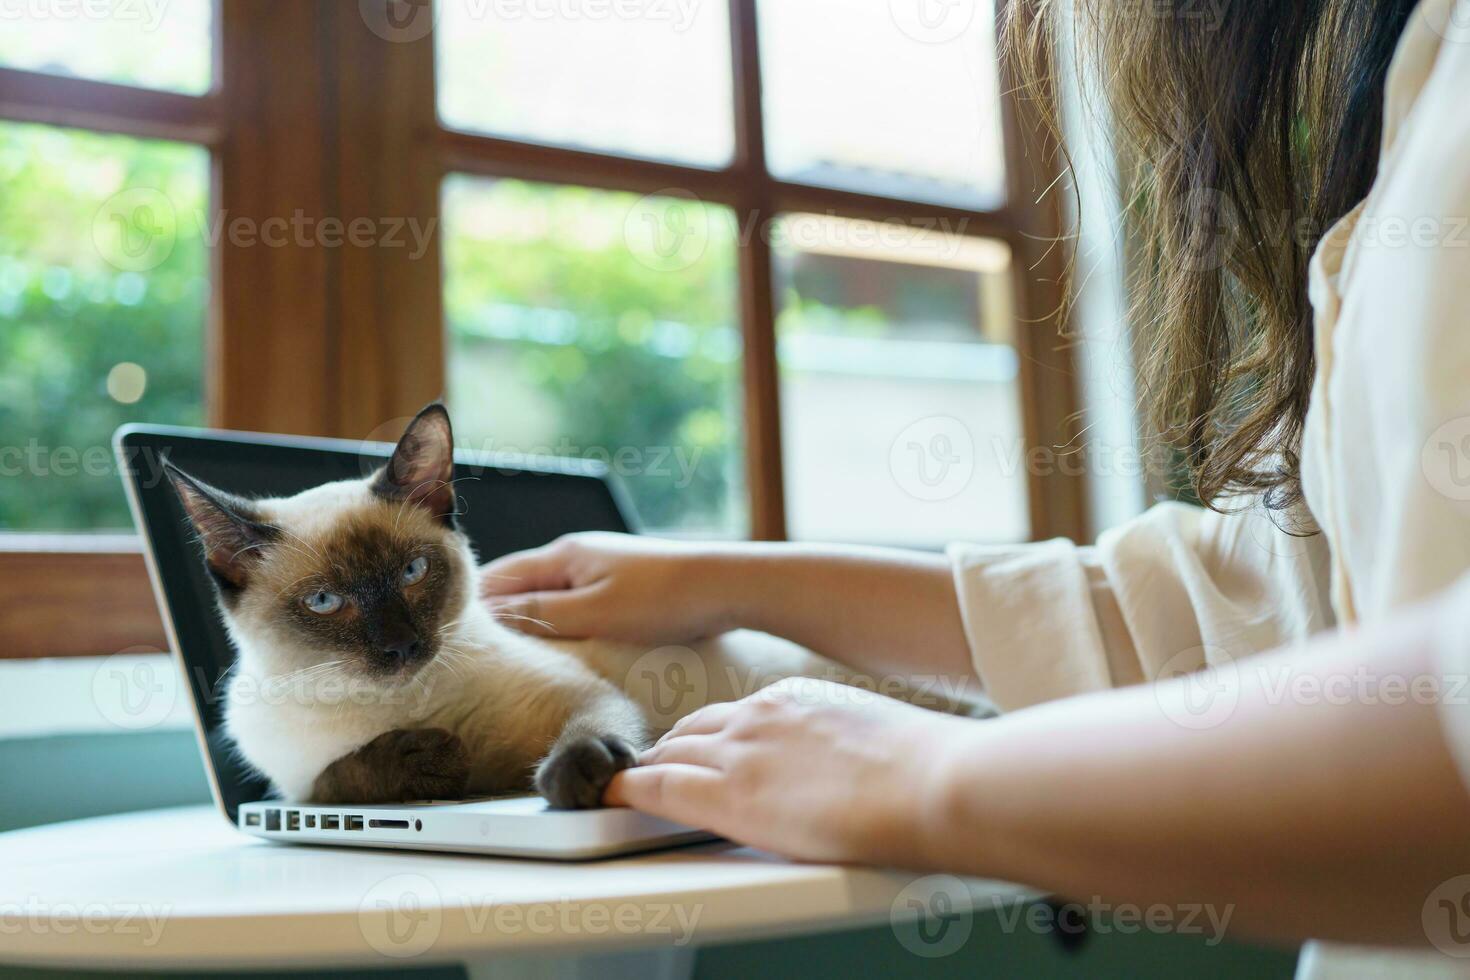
[
  {"xmin": 605, "ymin": 677, "xmax": 964, "ymax": 867},
  {"xmin": 480, "ymin": 532, "xmax": 740, "ymax": 644}
]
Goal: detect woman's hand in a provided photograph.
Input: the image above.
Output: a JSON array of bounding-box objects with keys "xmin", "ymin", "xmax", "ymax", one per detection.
[
  {"xmin": 480, "ymin": 532, "xmax": 739, "ymax": 644},
  {"xmin": 482, "ymin": 534, "xmax": 977, "ymax": 686},
  {"xmin": 605, "ymin": 677, "xmax": 968, "ymax": 867}
]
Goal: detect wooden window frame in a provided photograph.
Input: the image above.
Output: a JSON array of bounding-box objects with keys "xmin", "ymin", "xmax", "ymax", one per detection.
[{"xmin": 0, "ymin": 0, "xmax": 1084, "ymax": 658}]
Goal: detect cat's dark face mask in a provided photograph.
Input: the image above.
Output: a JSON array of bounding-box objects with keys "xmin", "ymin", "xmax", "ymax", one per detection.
[{"xmin": 167, "ymin": 404, "xmax": 476, "ymax": 688}]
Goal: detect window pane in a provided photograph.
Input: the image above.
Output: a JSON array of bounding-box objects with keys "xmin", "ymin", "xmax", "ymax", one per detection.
[
  {"xmin": 443, "ymin": 176, "xmax": 744, "ymax": 535},
  {"xmin": 436, "ymin": 0, "xmax": 733, "ymax": 167},
  {"xmin": 758, "ymin": 0, "xmax": 1006, "ymax": 208},
  {"xmin": 774, "ymin": 213, "xmax": 1027, "ymax": 546},
  {"xmin": 0, "ymin": 0, "xmax": 213, "ymax": 95},
  {"xmin": 0, "ymin": 122, "xmax": 209, "ymax": 531}
]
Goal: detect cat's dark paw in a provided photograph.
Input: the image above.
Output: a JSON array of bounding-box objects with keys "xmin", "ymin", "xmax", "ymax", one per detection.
[
  {"xmin": 534, "ymin": 734, "xmax": 638, "ymax": 809},
  {"xmin": 371, "ymin": 727, "xmax": 471, "ymax": 802},
  {"xmin": 311, "ymin": 727, "xmax": 471, "ymax": 804}
]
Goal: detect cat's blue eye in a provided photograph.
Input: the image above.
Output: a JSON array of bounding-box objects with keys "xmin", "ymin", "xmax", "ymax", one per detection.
[
  {"xmin": 304, "ymin": 590, "xmax": 344, "ymax": 615},
  {"xmin": 402, "ymin": 556, "xmax": 429, "ymax": 586}
]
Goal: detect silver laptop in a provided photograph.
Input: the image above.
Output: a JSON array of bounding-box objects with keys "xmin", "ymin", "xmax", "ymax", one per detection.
[{"xmin": 117, "ymin": 423, "xmax": 714, "ymax": 859}]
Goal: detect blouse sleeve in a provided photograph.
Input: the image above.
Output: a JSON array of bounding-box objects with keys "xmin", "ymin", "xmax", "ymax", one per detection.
[
  {"xmin": 1320, "ymin": 24, "xmax": 1470, "ymax": 621},
  {"xmin": 949, "ymin": 502, "xmax": 1335, "ymax": 712},
  {"xmin": 1433, "ymin": 575, "xmax": 1470, "ymax": 792}
]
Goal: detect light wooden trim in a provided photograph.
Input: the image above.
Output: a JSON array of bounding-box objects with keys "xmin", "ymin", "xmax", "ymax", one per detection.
[
  {"xmin": 0, "ymin": 66, "xmax": 221, "ymax": 144},
  {"xmin": 439, "ymin": 129, "xmax": 737, "ymax": 201},
  {"xmin": 438, "ymin": 130, "xmax": 1019, "ymax": 238},
  {"xmin": 727, "ymin": 0, "xmax": 785, "ymax": 541},
  {"xmin": 210, "ymin": 0, "xmax": 337, "ymax": 437},
  {"xmin": 330, "ymin": 1, "xmax": 446, "ymax": 438},
  {"xmin": 0, "ymin": 539, "xmax": 165, "ymax": 659},
  {"xmin": 768, "ymin": 182, "xmax": 1019, "ymax": 240},
  {"xmin": 994, "ymin": 0, "xmax": 1089, "ymax": 543}
]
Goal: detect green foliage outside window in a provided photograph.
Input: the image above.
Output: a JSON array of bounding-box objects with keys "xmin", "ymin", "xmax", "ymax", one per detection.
[
  {"xmin": 0, "ymin": 123, "xmax": 207, "ymax": 531},
  {"xmin": 444, "ymin": 179, "xmax": 745, "ymax": 534}
]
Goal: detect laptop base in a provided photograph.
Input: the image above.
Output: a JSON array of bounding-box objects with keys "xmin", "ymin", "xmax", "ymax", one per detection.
[{"xmin": 237, "ymin": 796, "xmax": 717, "ymax": 860}]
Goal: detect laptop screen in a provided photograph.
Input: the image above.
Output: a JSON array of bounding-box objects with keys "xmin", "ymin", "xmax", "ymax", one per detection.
[{"xmin": 115, "ymin": 425, "xmax": 633, "ymax": 820}]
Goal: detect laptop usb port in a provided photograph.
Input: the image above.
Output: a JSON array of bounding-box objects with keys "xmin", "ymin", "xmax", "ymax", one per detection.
[
  {"xmin": 345, "ymin": 815, "xmax": 364, "ymax": 831},
  {"xmin": 285, "ymin": 811, "xmax": 301, "ymax": 831},
  {"xmin": 322, "ymin": 815, "xmax": 340, "ymax": 831},
  {"xmin": 265, "ymin": 809, "xmax": 281, "ymax": 831},
  {"xmin": 244, "ymin": 812, "xmax": 261, "ymax": 827},
  {"xmin": 305, "ymin": 814, "xmax": 316, "ymax": 828},
  {"xmin": 368, "ymin": 819, "xmax": 410, "ymax": 830}
]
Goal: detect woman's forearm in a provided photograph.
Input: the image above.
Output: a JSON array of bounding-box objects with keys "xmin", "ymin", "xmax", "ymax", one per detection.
[
  {"xmin": 921, "ymin": 602, "xmax": 1470, "ymax": 947},
  {"xmin": 712, "ymin": 543, "xmax": 975, "ymax": 686},
  {"xmin": 482, "ymin": 534, "xmax": 976, "ymax": 683}
]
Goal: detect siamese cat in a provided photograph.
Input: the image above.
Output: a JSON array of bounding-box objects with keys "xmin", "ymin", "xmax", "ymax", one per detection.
[{"xmin": 167, "ymin": 404, "xmax": 981, "ymax": 809}]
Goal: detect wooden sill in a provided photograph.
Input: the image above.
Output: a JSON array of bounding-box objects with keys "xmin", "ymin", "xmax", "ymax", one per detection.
[{"xmin": 0, "ymin": 536, "xmax": 168, "ymax": 659}]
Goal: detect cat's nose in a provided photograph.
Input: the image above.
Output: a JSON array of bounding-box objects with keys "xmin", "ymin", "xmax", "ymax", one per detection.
[{"xmin": 381, "ymin": 637, "xmax": 421, "ymax": 663}]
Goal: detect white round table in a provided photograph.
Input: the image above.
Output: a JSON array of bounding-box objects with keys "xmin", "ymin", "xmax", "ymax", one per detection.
[{"xmin": 0, "ymin": 805, "xmax": 1034, "ymax": 978}]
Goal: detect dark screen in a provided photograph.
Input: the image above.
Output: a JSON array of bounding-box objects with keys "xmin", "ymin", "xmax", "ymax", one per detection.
[{"xmin": 116, "ymin": 425, "xmax": 633, "ymax": 820}]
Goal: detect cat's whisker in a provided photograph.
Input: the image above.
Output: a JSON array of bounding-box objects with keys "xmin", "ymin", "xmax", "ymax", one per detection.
[
  {"xmin": 275, "ymin": 570, "xmax": 329, "ymax": 596},
  {"xmin": 392, "ymin": 477, "xmax": 480, "ymax": 535},
  {"xmin": 435, "ymin": 646, "xmax": 480, "ymax": 682},
  {"xmin": 266, "ymin": 537, "xmax": 329, "ymax": 571},
  {"xmin": 492, "ymin": 610, "xmax": 555, "ymax": 632},
  {"xmin": 227, "ymin": 541, "xmax": 272, "ymax": 563},
  {"xmin": 273, "ymin": 525, "xmax": 325, "ymax": 562},
  {"xmin": 269, "ymin": 659, "xmax": 349, "ymax": 688}
]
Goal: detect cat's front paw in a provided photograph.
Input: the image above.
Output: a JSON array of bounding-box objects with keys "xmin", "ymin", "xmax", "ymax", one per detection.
[
  {"xmin": 385, "ymin": 728, "xmax": 471, "ymax": 801},
  {"xmin": 534, "ymin": 734, "xmax": 638, "ymax": 809},
  {"xmin": 313, "ymin": 727, "xmax": 471, "ymax": 804}
]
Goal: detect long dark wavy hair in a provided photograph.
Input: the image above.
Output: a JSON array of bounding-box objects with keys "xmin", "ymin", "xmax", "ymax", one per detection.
[{"xmin": 1006, "ymin": 0, "xmax": 1419, "ymax": 511}]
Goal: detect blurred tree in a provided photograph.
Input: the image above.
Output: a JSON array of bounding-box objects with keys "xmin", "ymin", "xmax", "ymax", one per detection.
[
  {"xmin": 444, "ymin": 179, "xmax": 745, "ymax": 534},
  {"xmin": 1, "ymin": 157, "xmax": 749, "ymax": 534},
  {"xmin": 0, "ymin": 122, "xmax": 207, "ymax": 531}
]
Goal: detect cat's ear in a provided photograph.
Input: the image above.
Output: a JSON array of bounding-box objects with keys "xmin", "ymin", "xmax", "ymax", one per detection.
[
  {"xmin": 165, "ymin": 463, "xmax": 277, "ymax": 593},
  {"xmin": 371, "ymin": 402, "xmax": 457, "ymax": 527}
]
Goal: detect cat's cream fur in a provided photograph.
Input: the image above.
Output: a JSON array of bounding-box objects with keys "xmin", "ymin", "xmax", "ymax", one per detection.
[
  {"xmin": 171, "ymin": 405, "xmax": 966, "ymax": 807},
  {"xmin": 219, "ymin": 472, "xmax": 836, "ymax": 801}
]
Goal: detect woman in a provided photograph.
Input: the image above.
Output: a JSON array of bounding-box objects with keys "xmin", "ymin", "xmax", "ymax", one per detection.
[{"xmin": 482, "ymin": 0, "xmax": 1470, "ymax": 972}]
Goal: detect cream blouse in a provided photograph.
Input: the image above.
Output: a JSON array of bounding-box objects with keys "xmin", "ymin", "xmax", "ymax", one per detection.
[{"xmin": 949, "ymin": 1, "xmax": 1470, "ymax": 975}]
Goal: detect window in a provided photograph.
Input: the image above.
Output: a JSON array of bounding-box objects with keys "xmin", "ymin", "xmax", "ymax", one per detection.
[
  {"xmin": 1, "ymin": 0, "xmax": 1083, "ymax": 657},
  {"xmin": 773, "ymin": 214, "xmax": 1028, "ymax": 546},
  {"xmin": 0, "ymin": 122, "xmax": 208, "ymax": 532},
  {"xmin": 443, "ymin": 177, "xmax": 745, "ymax": 534},
  {"xmin": 436, "ymin": 0, "xmax": 734, "ymax": 166},
  {"xmin": 757, "ymin": 0, "xmax": 1007, "ymax": 209},
  {"xmin": 0, "ymin": 0, "xmax": 213, "ymax": 94}
]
